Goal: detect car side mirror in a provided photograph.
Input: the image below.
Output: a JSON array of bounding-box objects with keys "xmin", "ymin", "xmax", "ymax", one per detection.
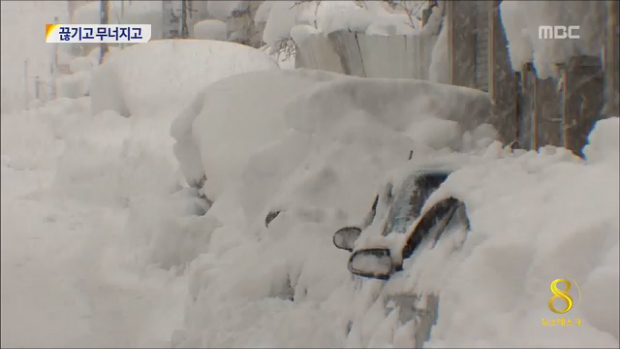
[
  {"xmin": 333, "ymin": 226, "xmax": 362, "ymax": 251},
  {"xmin": 347, "ymin": 248, "xmax": 394, "ymax": 280}
]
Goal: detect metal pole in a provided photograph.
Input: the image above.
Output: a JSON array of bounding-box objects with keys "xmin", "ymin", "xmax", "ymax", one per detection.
[{"xmin": 100, "ymin": 0, "xmax": 109, "ymax": 64}]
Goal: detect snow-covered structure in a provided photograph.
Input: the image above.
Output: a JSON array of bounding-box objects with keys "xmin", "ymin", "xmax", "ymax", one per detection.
[
  {"xmin": 283, "ymin": 0, "xmax": 617, "ymax": 157},
  {"xmin": 494, "ymin": 0, "xmax": 618, "ymax": 155},
  {"xmin": 426, "ymin": 0, "xmax": 618, "ymax": 156}
]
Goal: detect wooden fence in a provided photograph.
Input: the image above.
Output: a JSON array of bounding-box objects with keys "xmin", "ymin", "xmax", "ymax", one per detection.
[{"xmin": 295, "ymin": 31, "xmax": 438, "ymax": 80}]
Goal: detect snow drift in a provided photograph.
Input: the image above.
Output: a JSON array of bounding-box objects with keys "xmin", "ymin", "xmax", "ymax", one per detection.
[
  {"xmin": 90, "ymin": 40, "xmax": 279, "ymax": 117},
  {"xmin": 167, "ymin": 60, "xmax": 619, "ymax": 347},
  {"xmin": 171, "ymin": 69, "xmax": 493, "ymax": 202},
  {"xmin": 170, "ymin": 69, "xmax": 342, "ymax": 198}
]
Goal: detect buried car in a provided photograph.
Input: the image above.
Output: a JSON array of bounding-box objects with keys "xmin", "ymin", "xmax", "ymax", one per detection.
[
  {"xmin": 333, "ymin": 167, "xmax": 471, "ymax": 280},
  {"xmin": 332, "ymin": 166, "xmax": 471, "ymax": 347}
]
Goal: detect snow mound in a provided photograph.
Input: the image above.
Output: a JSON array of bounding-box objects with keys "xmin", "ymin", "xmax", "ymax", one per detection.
[
  {"xmin": 174, "ymin": 114, "xmax": 619, "ymax": 348},
  {"xmin": 284, "ymin": 75, "xmax": 493, "ymax": 136},
  {"xmin": 170, "ymin": 69, "xmax": 342, "ymax": 199},
  {"xmin": 69, "ymin": 56, "xmax": 96, "ymax": 74},
  {"xmin": 583, "ymin": 117, "xmax": 619, "ymax": 165},
  {"xmin": 172, "ymin": 69, "xmax": 493, "ymax": 203},
  {"xmin": 90, "ymin": 39, "xmax": 279, "ymax": 117},
  {"xmin": 56, "ymin": 72, "xmax": 91, "ymax": 99},
  {"xmin": 193, "ymin": 20, "xmax": 228, "ymax": 41}
]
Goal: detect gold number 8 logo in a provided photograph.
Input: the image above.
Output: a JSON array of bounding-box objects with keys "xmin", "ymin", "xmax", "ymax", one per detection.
[{"xmin": 549, "ymin": 279, "xmax": 574, "ymax": 314}]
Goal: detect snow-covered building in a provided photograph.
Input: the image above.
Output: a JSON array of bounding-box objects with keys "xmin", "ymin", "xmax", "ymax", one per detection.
[{"xmin": 445, "ymin": 0, "xmax": 618, "ymax": 156}]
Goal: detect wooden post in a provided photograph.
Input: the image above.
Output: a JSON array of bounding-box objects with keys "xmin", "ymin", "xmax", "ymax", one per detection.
[
  {"xmin": 181, "ymin": 0, "xmax": 189, "ymax": 38},
  {"xmin": 162, "ymin": 0, "xmax": 180, "ymax": 39},
  {"xmin": 531, "ymin": 74, "xmax": 563, "ymax": 149},
  {"xmin": 605, "ymin": 0, "xmax": 619, "ymax": 116},
  {"xmin": 446, "ymin": 1, "xmax": 478, "ymax": 89},
  {"xmin": 489, "ymin": 0, "xmax": 518, "ymax": 144},
  {"xmin": 561, "ymin": 56, "xmax": 605, "ymax": 156},
  {"xmin": 100, "ymin": 0, "xmax": 109, "ymax": 64},
  {"xmin": 517, "ymin": 63, "xmax": 535, "ymax": 149}
]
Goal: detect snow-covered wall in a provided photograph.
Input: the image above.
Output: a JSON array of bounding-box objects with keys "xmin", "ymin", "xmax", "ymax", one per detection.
[{"xmin": 500, "ymin": 0, "xmax": 607, "ymax": 79}]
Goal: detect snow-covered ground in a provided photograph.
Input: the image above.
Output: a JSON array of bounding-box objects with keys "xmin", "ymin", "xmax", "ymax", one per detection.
[{"xmin": 2, "ymin": 1, "xmax": 619, "ymax": 348}]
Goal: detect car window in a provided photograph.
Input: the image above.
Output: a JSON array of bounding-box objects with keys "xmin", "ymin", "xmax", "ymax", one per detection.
[{"xmin": 382, "ymin": 172, "xmax": 450, "ymax": 236}]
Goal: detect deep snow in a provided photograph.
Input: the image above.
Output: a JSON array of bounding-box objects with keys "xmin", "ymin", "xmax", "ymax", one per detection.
[
  {"xmin": 2, "ymin": 1, "xmax": 619, "ymax": 348},
  {"xmin": 5, "ymin": 78, "xmax": 616, "ymax": 348}
]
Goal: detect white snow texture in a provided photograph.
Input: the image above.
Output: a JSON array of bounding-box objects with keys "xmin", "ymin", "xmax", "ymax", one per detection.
[{"xmin": 1, "ymin": 1, "xmax": 619, "ymax": 349}]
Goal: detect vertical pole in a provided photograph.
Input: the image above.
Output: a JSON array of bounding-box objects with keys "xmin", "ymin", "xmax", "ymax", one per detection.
[
  {"xmin": 445, "ymin": 1, "xmax": 454, "ymax": 85},
  {"xmin": 606, "ymin": 0, "xmax": 619, "ymax": 116},
  {"xmin": 162, "ymin": 0, "xmax": 180, "ymax": 39},
  {"xmin": 100, "ymin": 0, "xmax": 109, "ymax": 64},
  {"xmin": 24, "ymin": 60, "xmax": 29, "ymax": 109},
  {"xmin": 34, "ymin": 76, "xmax": 40, "ymax": 101},
  {"xmin": 120, "ymin": 0, "xmax": 125, "ymax": 49},
  {"xmin": 181, "ymin": 0, "xmax": 188, "ymax": 38},
  {"xmin": 52, "ymin": 16, "xmax": 58, "ymax": 101}
]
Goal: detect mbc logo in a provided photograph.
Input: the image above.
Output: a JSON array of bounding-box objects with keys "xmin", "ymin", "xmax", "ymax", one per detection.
[{"xmin": 538, "ymin": 25, "xmax": 580, "ymax": 39}]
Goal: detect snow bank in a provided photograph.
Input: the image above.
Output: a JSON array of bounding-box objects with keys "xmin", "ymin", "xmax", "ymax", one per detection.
[
  {"xmin": 284, "ymin": 75, "xmax": 493, "ymax": 136},
  {"xmin": 170, "ymin": 69, "xmax": 341, "ymax": 199},
  {"xmin": 173, "ymin": 114, "xmax": 619, "ymax": 347},
  {"xmin": 90, "ymin": 40, "xmax": 279, "ymax": 117},
  {"xmin": 583, "ymin": 117, "xmax": 619, "ymax": 165},
  {"xmin": 415, "ymin": 123, "xmax": 619, "ymax": 347},
  {"xmin": 500, "ymin": 1, "xmax": 608, "ymax": 78},
  {"xmin": 193, "ymin": 19, "xmax": 228, "ymax": 41},
  {"xmin": 172, "ymin": 69, "xmax": 492, "ymax": 203},
  {"xmin": 55, "ymin": 72, "xmax": 91, "ymax": 99}
]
